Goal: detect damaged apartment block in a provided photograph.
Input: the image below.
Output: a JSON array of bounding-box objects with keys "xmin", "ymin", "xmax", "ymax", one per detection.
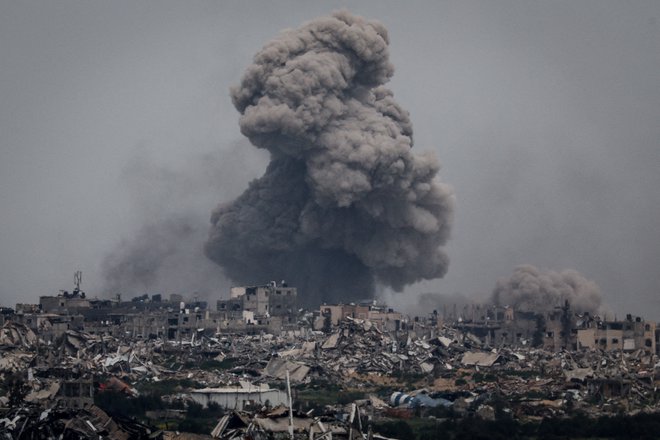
[
  {"xmin": 216, "ymin": 281, "xmax": 298, "ymax": 333},
  {"xmin": 4, "ymin": 276, "xmax": 660, "ymax": 439}
]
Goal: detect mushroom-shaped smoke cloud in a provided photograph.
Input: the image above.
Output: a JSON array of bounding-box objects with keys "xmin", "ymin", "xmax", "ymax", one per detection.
[
  {"xmin": 492, "ymin": 265, "xmax": 603, "ymax": 314},
  {"xmin": 205, "ymin": 11, "xmax": 454, "ymax": 306}
]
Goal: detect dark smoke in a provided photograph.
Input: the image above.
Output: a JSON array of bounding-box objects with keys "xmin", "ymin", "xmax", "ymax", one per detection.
[
  {"xmin": 205, "ymin": 11, "xmax": 454, "ymax": 306},
  {"xmin": 492, "ymin": 265, "xmax": 603, "ymax": 314}
]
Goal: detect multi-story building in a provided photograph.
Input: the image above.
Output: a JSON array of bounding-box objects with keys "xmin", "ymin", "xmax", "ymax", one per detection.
[
  {"xmin": 453, "ymin": 303, "xmax": 577, "ymax": 352},
  {"xmin": 216, "ymin": 281, "xmax": 297, "ymax": 321},
  {"xmin": 577, "ymin": 314, "xmax": 656, "ymax": 354}
]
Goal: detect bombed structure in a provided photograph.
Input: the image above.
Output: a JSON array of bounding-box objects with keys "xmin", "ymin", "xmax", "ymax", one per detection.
[
  {"xmin": 204, "ymin": 11, "xmax": 454, "ymax": 308},
  {"xmin": 24, "ymin": 281, "xmax": 299, "ymax": 341},
  {"xmin": 3, "ymin": 274, "xmax": 660, "ymax": 439},
  {"xmin": 3, "ymin": 262, "xmax": 660, "ymax": 439},
  {"xmin": 216, "ymin": 281, "xmax": 297, "ymax": 323}
]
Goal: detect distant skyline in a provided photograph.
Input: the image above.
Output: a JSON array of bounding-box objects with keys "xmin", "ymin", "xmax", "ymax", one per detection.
[{"xmin": 1, "ymin": 1, "xmax": 659, "ymax": 318}]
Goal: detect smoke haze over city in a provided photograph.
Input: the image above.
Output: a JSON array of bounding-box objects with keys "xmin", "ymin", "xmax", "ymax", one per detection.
[{"xmin": 1, "ymin": 1, "xmax": 659, "ymax": 317}]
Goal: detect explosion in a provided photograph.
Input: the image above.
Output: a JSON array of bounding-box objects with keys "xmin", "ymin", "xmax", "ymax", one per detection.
[{"xmin": 205, "ymin": 12, "xmax": 453, "ymax": 306}]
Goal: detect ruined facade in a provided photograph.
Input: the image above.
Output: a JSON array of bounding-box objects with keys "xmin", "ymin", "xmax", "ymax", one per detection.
[
  {"xmin": 216, "ymin": 281, "xmax": 297, "ymax": 321},
  {"xmin": 577, "ymin": 314, "xmax": 656, "ymax": 354},
  {"xmin": 451, "ymin": 305, "xmax": 576, "ymax": 352},
  {"xmin": 315, "ymin": 303, "xmax": 405, "ymax": 332}
]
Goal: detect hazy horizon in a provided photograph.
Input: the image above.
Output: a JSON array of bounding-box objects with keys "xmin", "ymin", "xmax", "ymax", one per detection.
[{"xmin": 1, "ymin": 1, "xmax": 658, "ymax": 318}]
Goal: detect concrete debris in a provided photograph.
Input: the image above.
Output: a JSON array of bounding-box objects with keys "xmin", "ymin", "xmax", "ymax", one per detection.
[
  {"xmin": 564, "ymin": 367, "xmax": 594, "ymax": 383},
  {"xmin": 263, "ymin": 358, "xmax": 311, "ymax": 383},
  {"xmin": 461, "ymin": 351, "xmax": 502, "ymax": 367},
  {"xmin": 24, "ymin": 381, "xmax": 60, "ymax": 403},
  {"xmin": 0, "ymin": 403, "xmax": 158, "ymax": 439},
  {"xmin": 0, "ymin": 322, "xmax": 37, "ymax": 348},
  {"xmin": 210, "ymin": 404, "xmax": 382, "ymax": 440},
  {"xmin": 0, "ymin": 352, "xmax": 34, "ymax": 373},
  {"xmin": 3, "ymin": 301, "xmax": 660, "ymax": 437}
]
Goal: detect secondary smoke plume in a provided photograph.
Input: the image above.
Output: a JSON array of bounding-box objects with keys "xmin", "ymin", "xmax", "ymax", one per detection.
[
  {"xmin": 492, "ymin": 265, "xmax": 603, "ymax": 314},
  {"xmin": 101, "ymin": 141, "xmax": 267, "ymax": 298},
  {"xmin": 205, "ymin": 11, "xmax": 454, "ymax": 306},
  {"xmin": 102, "ymin": 217, "xmax": 229, "ymax": 296}
]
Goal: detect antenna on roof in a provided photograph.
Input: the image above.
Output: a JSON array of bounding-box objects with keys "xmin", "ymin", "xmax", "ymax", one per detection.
[{"xmin": 74, "ymin": 270, "xmax": 82, "ymax": 291}]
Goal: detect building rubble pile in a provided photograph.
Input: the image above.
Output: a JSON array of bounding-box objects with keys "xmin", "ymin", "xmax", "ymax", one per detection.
[
  {"xmin": 3, "ymin": 315, "xmax": 660, "ymax": 437},
  {"xmin": 0, "ymin": 403, "xmax": 157, "ymax": 439},
  {"xmin": 210, "ymin": 403, "xmax": 379, "ymax": 440}
]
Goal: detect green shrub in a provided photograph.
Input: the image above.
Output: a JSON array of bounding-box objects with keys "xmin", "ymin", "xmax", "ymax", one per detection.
[{"xmin": 371, "ymin": 420, "xmax": 414, "ymax": 439}]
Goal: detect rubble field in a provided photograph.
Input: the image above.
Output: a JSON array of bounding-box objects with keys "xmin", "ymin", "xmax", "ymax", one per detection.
[{"xmin": 3, "ymin": 316, "xmax": 660, "ymax": 439}]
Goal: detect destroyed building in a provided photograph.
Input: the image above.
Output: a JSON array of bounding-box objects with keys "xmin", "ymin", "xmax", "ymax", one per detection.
[
  {"xmin": 217, "ymin": 281, "xmax": 297, "ymax": 318},
  {"xmin": 319, "ymin": 303, "xmax": 370, "ymax": 326},
  {"xmin": 13, "ymin": 311, "xmax": 85, "ymax": 343},
  {"xmin": 4, "ymin": 287, "xmax": 660, "ymax": 439},
  {"xmin": 39, "ymin": 290, "xmax": 90, "ymax": 314},
  {"xmin": 3, "ymin": 279, "xmax": 302, "ymax": 343},
  {"xmin": 0, "ymin": 307, "xmax": 12, "ymax": 326},
  {"xmin": 315, "ymin": 303, "xmax": 405, "ymax": 332},
  {"xmin": 215, "ymin": 281, "xmax": 298, "ymax": 333},
  {"xmin": 3, "ymin": 273, "xmax": 660, "ymax": 439},
  {"xmin": 449, "ymin": 303, "xmax": 578, "ymax": 352},
  {"xmin": 577, "ymin": 313, "xmax": 656, "ymax": 354}
]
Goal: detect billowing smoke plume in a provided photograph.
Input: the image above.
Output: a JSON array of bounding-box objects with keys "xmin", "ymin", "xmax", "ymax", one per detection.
[
  {"xmin": 205, "ymin": 11, "xmax": 454, "ymax": 306},
  {"xmin": 492, "ymin": 265, "xmax": 603, "ymax": 314}
]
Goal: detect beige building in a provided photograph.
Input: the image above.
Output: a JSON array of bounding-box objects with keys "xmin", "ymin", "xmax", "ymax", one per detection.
[
  {"xmin": 367, "ymin": 307, "xmax": 404, "ymax": 331},
  {"xmin": 318, "ymin": 304, "xmax": 370, "ymax": 327},
  {"xmin": 217, "ymin": 281, "xmax": 297, "ymax": 320},
  {"xmin": 577, "ymin": 315, "xmax": 656, "ymax": 354},
  {"xmin": 316, "ymin": 303, "xmax": 405, "ymax": 331},
  {"xmin": 40, "ymin": 293, "xmax": 90, "ymax": 314}
]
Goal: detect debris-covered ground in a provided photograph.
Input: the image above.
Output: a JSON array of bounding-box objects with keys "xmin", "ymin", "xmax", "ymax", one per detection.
[{"xmin": 3, "ymin": 318, "xmax": 660, "ymax": 439}]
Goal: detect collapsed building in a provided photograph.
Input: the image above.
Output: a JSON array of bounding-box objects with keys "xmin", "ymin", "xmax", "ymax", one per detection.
[
  {"xmin": 440, "ymin": 302, "xmax": 659, "ymax": 356},
  {"xmin": 6, "ymin": 276, "xmax": 660, "ymax": 359},
  {"xmin": 4, "ymin": 288, "xmax": 660, "ymax": 439},
  {"xmin": 315, "ymin": 303, "xmax": 405, "ymax": 332},
  {"xmin": 577, "ymin": 313, "xmax": 656, "ymax": 353},
  {"xmin": 2, "ymin": 273, "xmax": 660, "ymax": 439},
  {"xmin": 10, "ymin": 279, "xmax": 299, "ymax": 343},
  {"xmin": 450, "ymin": 304, "xmax": 576, "ymax": 352}
]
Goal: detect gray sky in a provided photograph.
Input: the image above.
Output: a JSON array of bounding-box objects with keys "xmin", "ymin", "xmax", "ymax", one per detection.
[{"xmin": 1, "ymin": 1, "xmax": 658, "ymax": 318}]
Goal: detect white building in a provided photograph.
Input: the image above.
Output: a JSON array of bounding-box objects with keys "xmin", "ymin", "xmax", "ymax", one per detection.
[{"xmin": 190, "ymin": 381, "xmax": 288, "ymax": 410}]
